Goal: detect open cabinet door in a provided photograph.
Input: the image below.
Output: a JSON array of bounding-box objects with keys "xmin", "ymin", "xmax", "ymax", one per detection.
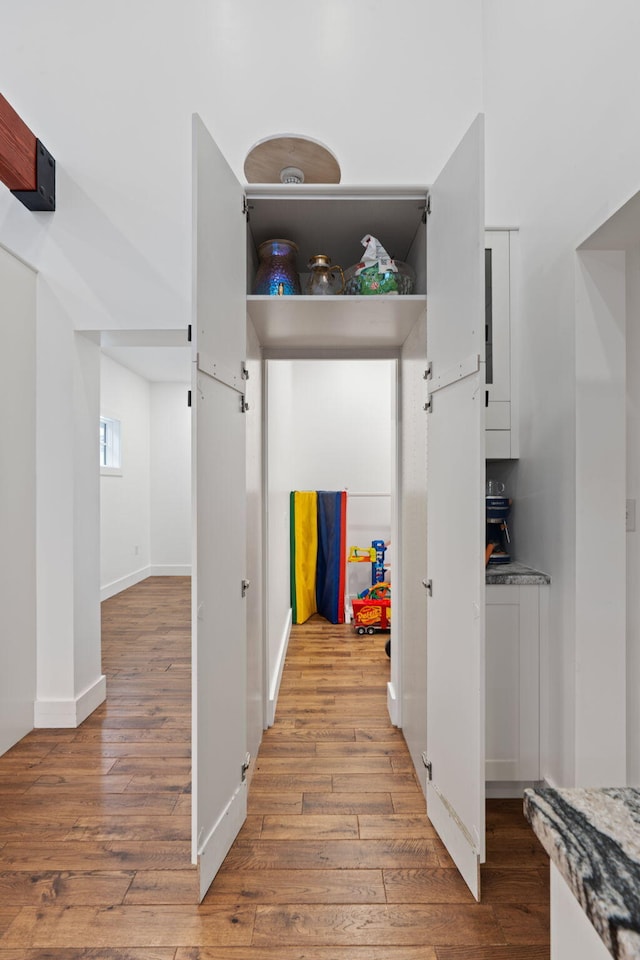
[
  {"xmin": 425, "ymin": 115, "xmax": 485, "ymax": 900},
  {"xmin": 192, "ymin": 115, "xmax": 248, "ymax": 902}
]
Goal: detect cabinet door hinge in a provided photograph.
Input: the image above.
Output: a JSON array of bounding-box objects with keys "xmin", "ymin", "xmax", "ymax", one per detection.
[
  {"xmin": 422, "ymin": 578, "xmax": 432, "ymax": 596},
  {"xmin": 187, "ymin": 389, "xmax": 192, "ymax": 408},
  {"xmin": 424, "ymin": 362, "xmax": 432, "ymax": 380},
  {"xmin": 241, "ymin": 361, "xmax": 250, "ymax": 380},
  {"xmin": 424, "ymin": 397, "xmax": 433, "ymax": 413},
  {"xmin": 424, "ymin": 195, "xmax": 431, "ymax": 220},
  {"xmin": 242, "ymin": 195, "xmax": 251, "ymax": 221},
  {"xmin": 422, "ymin": 753, "xmax": 432, "ymax": 780},
  {"xmin": 240, "ymin": 394, "xmax": 249, "ymax": 413},
  {"xmin": 241, "ymin": 578, "xmax": 251, "ymax": 597}
]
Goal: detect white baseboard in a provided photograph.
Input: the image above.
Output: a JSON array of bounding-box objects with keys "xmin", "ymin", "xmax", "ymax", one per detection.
[
  {"xmin": 34, "ymin": 674, "xmax": 106, "ymax": 728},
  {"xmin": 267, "ymin": 608, "xmax": 292, "ymax": 727},
  {"xmin": 150, "ymin": 564, "xmax": 191, "ymax": 577},
  {"xmin": 101, "ymin": 565, "xmax": 151, "ymax": 601},
  {"xmin": 101, "ymin": 564, "xmax": 192, "ymax": 600},
  {"xmin": 485, "ymin": 779, "xmax": 541, "ymax": 799}
]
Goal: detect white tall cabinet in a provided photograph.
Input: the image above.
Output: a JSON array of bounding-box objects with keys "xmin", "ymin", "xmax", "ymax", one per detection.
[
  {"xmin": 192, "ymin": 115, "xmax": 485, "ymax": 900},
  {"xmin": 485, "ymin": 229, "xmax": 518, "ymax": 459}
]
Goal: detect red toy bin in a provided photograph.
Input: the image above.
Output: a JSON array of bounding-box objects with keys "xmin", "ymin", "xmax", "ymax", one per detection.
[{"xmin": 351, "ymin": 597, "xmax": 391, "ymax": 635}]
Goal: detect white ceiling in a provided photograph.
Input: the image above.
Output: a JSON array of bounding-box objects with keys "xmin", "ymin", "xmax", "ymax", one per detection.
[{"xmin": 99, "ymin": 330, "xmax": 192, "ymax": 383}]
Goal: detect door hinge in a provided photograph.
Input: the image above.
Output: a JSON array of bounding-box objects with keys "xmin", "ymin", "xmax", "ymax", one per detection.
[
  {"xmin": 424, "ymin": 397, "xmax": 432, "ymax": 413},
  {"xmin": 242, "ymin": 195, "xmax": 251, "ymax": 221},
  {"xmin": 187, "ymin": 323, "xmax": 192, "ymax": 343},
  {"xmin": 241, "ymin": 361, "xmax": 250, "ymax": 380},
  {"xmin": 422, "ymin": 753, "xmax": 432, "ymax": 780},
  {"xmin": 424, "ymin": 362, "xmax": 432, "ymax": 380},
  {"xmin": 241, "ymin": 752, "xmax": 251, "ymax": 782},
  {"xmin": 422, "ymin": 578, "xmax": 432, "ymax": 596},
  {"xmin": 241, "ymin": 578, "xmax": 251, "ymax": 598},
  {"xmin": 240, "ymin": 394, "xmax": 249, "ymax": 413},
  {"xmin": 187, "ymin": 389, "xmax": 192, "ymax": 408},
  {"xmin": 425, "ymin": 195, "xmax": 432, "ymax": 219}
]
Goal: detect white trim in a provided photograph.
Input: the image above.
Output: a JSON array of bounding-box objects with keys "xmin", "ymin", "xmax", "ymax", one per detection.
[
  {"xmin": 34, "ymin": 674, "xmax": 106, "ymax": 728},
  {"xmin": 100, "ymin": 565, "xmax": 151, "ymax": 601},
  {"xmin": 267, "ymin": 608, "xmax": 292, "ymax": 726},
  {"xmin": 149, "ymin": 564, "xmax": 192, "ymax": 577},
  {"xmin": 101, "ymin": 564, "xmax": 192, "ymax": 600},
  {"xmin": 485, "ymin": 780, "xmax": 540, "ymax": 799}
]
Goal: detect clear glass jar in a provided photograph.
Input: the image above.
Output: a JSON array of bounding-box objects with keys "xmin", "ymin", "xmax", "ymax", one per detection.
[{"xmin": 305, "ymin": 254, "xmax": 345, "ymax": 295}]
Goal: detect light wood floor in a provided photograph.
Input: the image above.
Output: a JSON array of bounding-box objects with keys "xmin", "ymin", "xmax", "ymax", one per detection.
[{"xmin": 0, "ymin": 576, "xmax": 550, "ymax": 958}]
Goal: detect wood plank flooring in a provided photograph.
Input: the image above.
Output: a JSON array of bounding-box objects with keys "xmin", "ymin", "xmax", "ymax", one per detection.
[{"xmin": 0, "ymin": 576, "xmax": 550, "ymax": 958}]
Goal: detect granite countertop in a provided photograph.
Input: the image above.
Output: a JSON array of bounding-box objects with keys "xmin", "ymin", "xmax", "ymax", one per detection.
[
  {"xmin": 485, "ymin": 560, "xmax": 551, "ymax": 585},
  {"xmin": 524, "ymin": 786, "xmax": 640, "ymax": 960}
]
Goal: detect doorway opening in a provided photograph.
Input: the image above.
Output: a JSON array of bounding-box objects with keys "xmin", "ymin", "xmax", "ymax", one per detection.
[
  {"xmin": 98, "ymin": 331, "xmax": 192, "ymax": 604},
  {"xmin": 264, "ymin": 358, "xmax": 397, "ymax": 728}
]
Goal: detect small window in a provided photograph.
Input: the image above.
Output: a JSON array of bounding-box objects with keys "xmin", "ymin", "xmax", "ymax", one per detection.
[{"xmin": 100, "ymin": 416, "xmax": 122, "ymax": 475}]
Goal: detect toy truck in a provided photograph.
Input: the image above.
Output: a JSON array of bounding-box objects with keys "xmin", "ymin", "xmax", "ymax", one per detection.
[{"xmin": 351, "ymin": 582, "xmax": 391, "ymax": 635}]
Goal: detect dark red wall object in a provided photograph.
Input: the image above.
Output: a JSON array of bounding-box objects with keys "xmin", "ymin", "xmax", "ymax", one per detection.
[{"xmin": 0, "ymin": 94, "xmax": 55, "ymax": 211}]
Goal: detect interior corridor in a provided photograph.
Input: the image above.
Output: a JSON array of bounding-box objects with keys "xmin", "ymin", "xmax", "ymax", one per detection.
[{"xmin": 0, "ymin": 577, "xmax": 550, "ymax": 957}]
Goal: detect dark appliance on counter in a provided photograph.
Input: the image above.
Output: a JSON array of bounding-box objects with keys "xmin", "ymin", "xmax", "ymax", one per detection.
[{"xmin": 486, "ymin": 482, "xmax": 512, "ymax": 565}]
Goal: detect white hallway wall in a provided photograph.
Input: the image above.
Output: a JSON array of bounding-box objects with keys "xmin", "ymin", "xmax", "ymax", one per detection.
[
  {"xmin": 483, "ymin": 0, "xmax": 640, "ymax": 786},
  {"xmin": 0, "ymin": 1, "xmax": 481, "ymax": 720},
  {"xmin": 0, "ymin": 246, "xmax": 36, "ymax": 752},
  {"xmin": 290, "ymin": 360, "xmax": 394, "ymax": 600},
  {"xmin": 100, "ymin": 354, "xmax": 151, "ymax": 596},
  {"xmin": 150, "ymin": 382, "xmax": 192, "ymax": 575},
  {"xmin": 101, "ymin": 355, "xmax": 191, "ymax": 599}
]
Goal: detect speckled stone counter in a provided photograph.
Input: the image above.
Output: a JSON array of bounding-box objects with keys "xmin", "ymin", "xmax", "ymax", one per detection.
[
  {"xmin": 486, "ymin": 560, "xmax": 551, "ymax": 585},
  {"xmin": 524, "ymin": 786, "xmax": 640, "ymax": 959}
]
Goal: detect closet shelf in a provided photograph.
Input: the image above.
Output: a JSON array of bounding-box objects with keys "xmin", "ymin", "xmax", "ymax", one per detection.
[{"xmin": 247, "ymin": 294, "xmax": 426, "ymax": 352}]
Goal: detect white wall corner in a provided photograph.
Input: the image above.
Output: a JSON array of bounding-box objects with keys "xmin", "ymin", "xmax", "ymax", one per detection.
[
  {"xmin": 34, "ymin": 673, "xmax": 106, "ymax": 728},
  {"xmin": 101, "ymin": 565, "xmax": 152, "ymax": 601},
  {"xmin": 387, "ymin": 680, "xmax": 399, "ymax": 726},
  {"xmin": 267, "ymin": 608, "xmax": 292, "ymax": 727}
]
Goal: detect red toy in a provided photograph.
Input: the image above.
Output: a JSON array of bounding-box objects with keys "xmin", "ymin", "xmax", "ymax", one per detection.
[{"xmin": 352, "ymin": 582, "xmax": 391, "ymax": 635}]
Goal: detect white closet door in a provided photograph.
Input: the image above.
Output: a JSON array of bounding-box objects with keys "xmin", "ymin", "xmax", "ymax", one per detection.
[
  {"xmin": 192, "ymin": 115, "xmax": 247, "ymax": 901},
  {"xmin": 425, "ymin": 115, "xmax": 485, "ymax": 900},
  {"xmin": 193, "ymin": 114, "xmax": 247, "ymax": 390},
  {"xmin": 400, "ymin": 314, "xmax": 429, "ymax": 783}
]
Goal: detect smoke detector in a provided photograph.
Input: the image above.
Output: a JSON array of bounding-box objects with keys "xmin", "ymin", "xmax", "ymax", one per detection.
[{"xmin": 244, "ymin": 134, "xmax": 341, "ymax": 185}]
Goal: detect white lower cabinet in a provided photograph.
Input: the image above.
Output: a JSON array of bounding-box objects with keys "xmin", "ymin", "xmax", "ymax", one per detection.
[{"xmin": 486, "ymin": 584, "xmax": 541, "ymax": 783}]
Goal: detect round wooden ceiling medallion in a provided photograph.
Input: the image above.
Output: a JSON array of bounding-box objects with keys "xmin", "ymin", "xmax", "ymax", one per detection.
[{"xmin": 243, "ymin": 134, "xmax": 341, "ymax": 184}]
